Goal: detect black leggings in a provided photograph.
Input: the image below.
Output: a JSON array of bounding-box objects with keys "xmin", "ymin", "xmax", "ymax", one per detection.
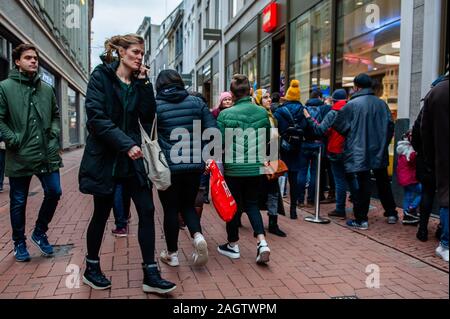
[
  {"xmin": 87, "ymin": 177, "xmax": 156, "ymax": 264},
  {"xmin": 158, "ymin": 173, "xmax": 202, "ymax": 253}
]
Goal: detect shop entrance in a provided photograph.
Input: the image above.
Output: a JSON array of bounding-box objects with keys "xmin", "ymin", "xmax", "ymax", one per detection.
[
  {"xmin": 0, "ymin": 57, "xmax": 8, "ymax": 81},
  {"xmin": 203, "ymin": 79, "xmax": 211, "ymax": 107},
  {"xmin": 272, "ymin": 33, "xmax": 286, "ymax": 96}
]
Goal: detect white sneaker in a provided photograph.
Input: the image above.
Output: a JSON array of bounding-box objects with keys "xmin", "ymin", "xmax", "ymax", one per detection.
[
  {"xmin": 436, "ymin": 245, "xmax": 449, "ymax": 262},
  {"xmin": 217, "ymin": 243, "xmax": 240, "ymax": 259},
  {"xmin": 160, "ymin": 250, "xmax": 180, "ymax": 267},
  {"xmin": 192, "ymin": 234, "xmax": 208, "ymax": 266},
  {"xmin": 256, "ymin": 240, "xmax": 271, "ymax": 264}
]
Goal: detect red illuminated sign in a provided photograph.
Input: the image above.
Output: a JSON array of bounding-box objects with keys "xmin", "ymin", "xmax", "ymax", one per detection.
[{"xmin": 262, "ymin": 2, "xmax": 278, "ymax": 33}]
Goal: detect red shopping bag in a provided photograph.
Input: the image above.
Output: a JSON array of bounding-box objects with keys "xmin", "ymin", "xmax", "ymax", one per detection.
[{"xmin": 209, "ymin": 160, "xmax": 237, "ymax": 222}]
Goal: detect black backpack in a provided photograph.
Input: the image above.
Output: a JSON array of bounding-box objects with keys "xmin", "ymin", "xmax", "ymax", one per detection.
[{"xmin": 279, "ymin": 106, "xmax": 306, "ymax": 153}]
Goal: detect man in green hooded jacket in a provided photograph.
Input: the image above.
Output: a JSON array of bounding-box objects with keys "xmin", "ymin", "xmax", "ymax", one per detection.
[{"xmin": 0, "ymin": 44, "xmax": 63, "ymax": 262}]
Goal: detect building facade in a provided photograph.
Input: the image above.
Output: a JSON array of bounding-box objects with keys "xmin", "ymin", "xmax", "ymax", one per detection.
[
  {"xmin": 151, "ymin": 3, "xmax": 184, "ymax": 84},
  {"xmin": 0, "ymin": 0, "xmax": 94, "ymax": 149}
]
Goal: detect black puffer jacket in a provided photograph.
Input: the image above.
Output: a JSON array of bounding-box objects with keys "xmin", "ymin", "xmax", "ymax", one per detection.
[
  {"xmin": 156, "ymin": 85, "xmax": 217, "ymax": 175},
  {"xmin": 79, "ymin": 60, "xmax": 156, "ymax": 196},
  {"xmin": 333, "ymin": 88, "xmax": 395, "ymax": 173}
]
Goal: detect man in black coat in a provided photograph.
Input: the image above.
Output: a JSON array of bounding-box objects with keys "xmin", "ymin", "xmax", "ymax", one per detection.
[
  {"xmin": 421, "ymin": 73, "xmax": 449, "ymax": 262},
  {"xmin": 334, "ymin": 74, "xmax": 398, "ymax": 230}
]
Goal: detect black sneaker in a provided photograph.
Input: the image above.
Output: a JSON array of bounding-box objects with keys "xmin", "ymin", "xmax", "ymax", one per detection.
[
  {"xmin": 404, "ymin": 208, "xmax": 419, "ymax": 219},
  {"xmin": 402, "ymin": 214, "xmax": 420, "ymax": 225},
  {"xmin": 217, "ymin": 243, "xmax": 240, "ymax": 259},
  {"xmin": 142, "ymin": 264, "xmax": 177, "ymax": 294},
  {"xmin": 83, "ymin": 259, "xmax": 111, "ymax": 290},
  {"xmin": 328, "ymin": 210, "xmax": 346, "ymax": 219}
]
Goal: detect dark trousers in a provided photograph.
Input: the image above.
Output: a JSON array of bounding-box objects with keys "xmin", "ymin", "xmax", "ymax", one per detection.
[
  {"xmin": 87, "ymin": 176, "xmax": 156, "ymax": 264},
  {"xmin": 320, "ymin": 155, "xmax": 335, "ymax": 196},
  {"xmin": 225, "ymin": 176, "xmax": 266, "ymax": 243},
  {"xmin": 200, "ymin": 173, "xmax": 210, "ymax": 202},
  {"xmin": 158, "ymin": 173, "xmax": 202, "ymax": 253},
  {"xmin": 350, "ymin": 168, "xmax": 398, "ymax": 223},
  {"xmin": 419, "ymin": 177, "xmax": 436, "ymax": 230},
  {"xmin": 9, "ymin": 171, "xmax": 62, "ymax": 244},
  {"xmin": 0, "ymin": 149, "xmax": 5, "ymax": 188},
  {"xmin": 112, "ymin": 183, "xmax": 131, "ymax": 229},
  {"xmin": 288, "ymin": 171, "xmax": 299, "ymax": 212}
]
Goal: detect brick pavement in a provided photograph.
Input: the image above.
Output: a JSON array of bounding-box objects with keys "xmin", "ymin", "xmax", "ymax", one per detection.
[{"xmin": 0, "ymin": 149, "xmax": 448, "ymax": 299}]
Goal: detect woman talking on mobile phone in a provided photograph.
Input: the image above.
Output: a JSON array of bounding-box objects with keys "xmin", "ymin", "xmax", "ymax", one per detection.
[{"xmin": 79, "ymin": 34, "xmax": 176, "ymax": 294}]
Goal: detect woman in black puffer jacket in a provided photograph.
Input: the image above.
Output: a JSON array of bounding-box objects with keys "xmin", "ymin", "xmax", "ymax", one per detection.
[
  {"xmin": 79, "ymin": 34, "xmax": 176, "ymax": 294},
  {"xmin": 155, "ymin": 70, "xmax": 217, "ymax": 268}
]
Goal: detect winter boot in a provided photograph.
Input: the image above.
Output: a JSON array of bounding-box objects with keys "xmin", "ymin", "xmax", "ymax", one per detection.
[
  {"xmin": 268, "ymin": 215, "xmax": 287, "ymax": 237},
  {"xmin": 83, "ymin": 259, "xmax": 111, "ymax": 290},
  {"xmin": 142, "ymin": 264, "xmax": 177, "ymax": 294}
]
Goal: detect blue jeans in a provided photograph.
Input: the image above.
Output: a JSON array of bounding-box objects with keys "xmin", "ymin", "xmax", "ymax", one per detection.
[
  {"xmin": 298, "ymin": 148, "xmax": 319, "ymax": 204},
  {"xmin": 266, "ymin": 179, "xmax": 280, "ymax": 216},
  {"xmin": 403, "ymin": 184, "xmax": 422, "ymax": 212},
  {"xmin": 9, "ymin": 171, "xmax": 62, "ymax": 244},
  {"xmin": 112, "ymin": 183, "xmax": 131, "ymax": 229},
  {"xmin": 0, "ymin": 149, "xmax": 5, "ymax": 188},
  {"xmin": 440, "ymin": 207, "xmax": 449, "ymax": 249},
  {"xmin": 330, "ymin": 159, "xmax": 347, "ymax": 214}
]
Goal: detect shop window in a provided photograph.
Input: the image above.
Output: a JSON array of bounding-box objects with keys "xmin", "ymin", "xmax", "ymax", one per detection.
[
  {"xmin": 240, "ymin": 47, "xmax": 257, "ymax": 91},
  {"xmin": 226, "ymin": 60, "xmax": 240, "ymax": 91},
  {"xmin": 260, "ymin": 40, "xmax": 272, "ymax": 90},
  {"xmin": 212, "ymin": 72, "xmax": 220, "ymax": 108},
  {"xmin": 230, "ymin": 0, "xmax": 247, "ymax": 20},
  {"xmin": 68, "ymin": 87, "xmax": 80, "ymax": 145},
  {"xmin": 289, "ymin": 0, "xmax": 332, "ymax": 103},
  {"xmin": 336, "ymin": 0, "xmax": 401, "ymax": 119}
]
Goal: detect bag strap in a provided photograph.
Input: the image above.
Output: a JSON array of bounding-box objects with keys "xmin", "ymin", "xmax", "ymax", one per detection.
[
  {"xmin": 139, "ymin": 115, "xmax": 157, "ymax": 144},
  {"xmin": 281, "ymin": 106, "xmax": 303, "ymax": 128},
  {"xmin": 150, "ymin": 114, "xmax": 158, "ymax": 141}
]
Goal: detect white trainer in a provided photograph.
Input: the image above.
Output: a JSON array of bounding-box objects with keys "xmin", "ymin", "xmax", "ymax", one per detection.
[
  {"xmin": 192, "ymin": 234, "xmax": 209, "ymax": 266},
  {"xmin": 436, "ymin": 245, "xmax": 449, "ymax": 262},
  {"xmin": 160, "ymin": 250, "xmax": 180, "ymax": 267},
  {"xmin": 256, "ymin": 240, "xmax": 271, "ymax": 264}
]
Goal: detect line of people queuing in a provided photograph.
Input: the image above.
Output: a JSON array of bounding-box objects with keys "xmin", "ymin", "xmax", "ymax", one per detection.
[{"xmin": 0, "ymin": 34, "xmax": 447, "ymax": 296}]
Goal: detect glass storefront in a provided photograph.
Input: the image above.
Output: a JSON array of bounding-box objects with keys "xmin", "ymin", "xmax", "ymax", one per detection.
[
  {"xmin": 226, "ymin": 60, "xmax": 240, "ymax": 91},
  {"xmin": 336, "ymin": 0, "xmax": 401, "ymax": 119},
  {"xmin": 212, "ymin": 53, "xmax": 220, "ymax": 108},
  {"xmin": 0, "ymin": 35, "xmax": 13, "ymax": 81},
  {"xmin": 68, "ymin": 87, "xmax": 79, "ymax": 145},
  {"xmin": 289, "ymin": 0, "xmax": 332, "ymax": 103},
  {"xmin": 240, "ymin": 47, "xmax": 257, "ymax": 91},
  {"xmin": 260, "ymin": 39, "xmax": 272, "ymax": 90}
]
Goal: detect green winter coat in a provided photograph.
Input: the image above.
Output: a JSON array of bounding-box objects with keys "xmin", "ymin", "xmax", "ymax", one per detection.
[
  {"xmin": 217, "ymin": 97, "xmax": 271, "ymax": 177},
  {"xmin": 0, "ymin": 69, "xmax": 62, "ymax": 177}
]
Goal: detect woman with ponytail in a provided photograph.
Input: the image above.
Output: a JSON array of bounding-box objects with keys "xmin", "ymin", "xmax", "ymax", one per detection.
[{"xmin": 79, "ymin": 34, "xmax": 176, "ymax": 294}]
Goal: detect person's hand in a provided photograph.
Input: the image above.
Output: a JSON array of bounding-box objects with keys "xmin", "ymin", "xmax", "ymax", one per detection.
[
  {"xmin": 303, "ymin": 109, "xmax": 311, "ymax": 119},
  {"xmin": 204, "ymin": 159, "xmax": 214, "ymax": 174},
  {"xmin": 138, "ymin": 65, "xmax": 150, "ymax": 79},
  {"xmin": 128, "ymin": 146, "xmax": 143, "ymax": 160}
]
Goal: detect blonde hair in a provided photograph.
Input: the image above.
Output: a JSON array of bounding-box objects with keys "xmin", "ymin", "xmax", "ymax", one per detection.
[{"xmin": 103, "ymin": 34, "xmax": 144, "ymax": 64}]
